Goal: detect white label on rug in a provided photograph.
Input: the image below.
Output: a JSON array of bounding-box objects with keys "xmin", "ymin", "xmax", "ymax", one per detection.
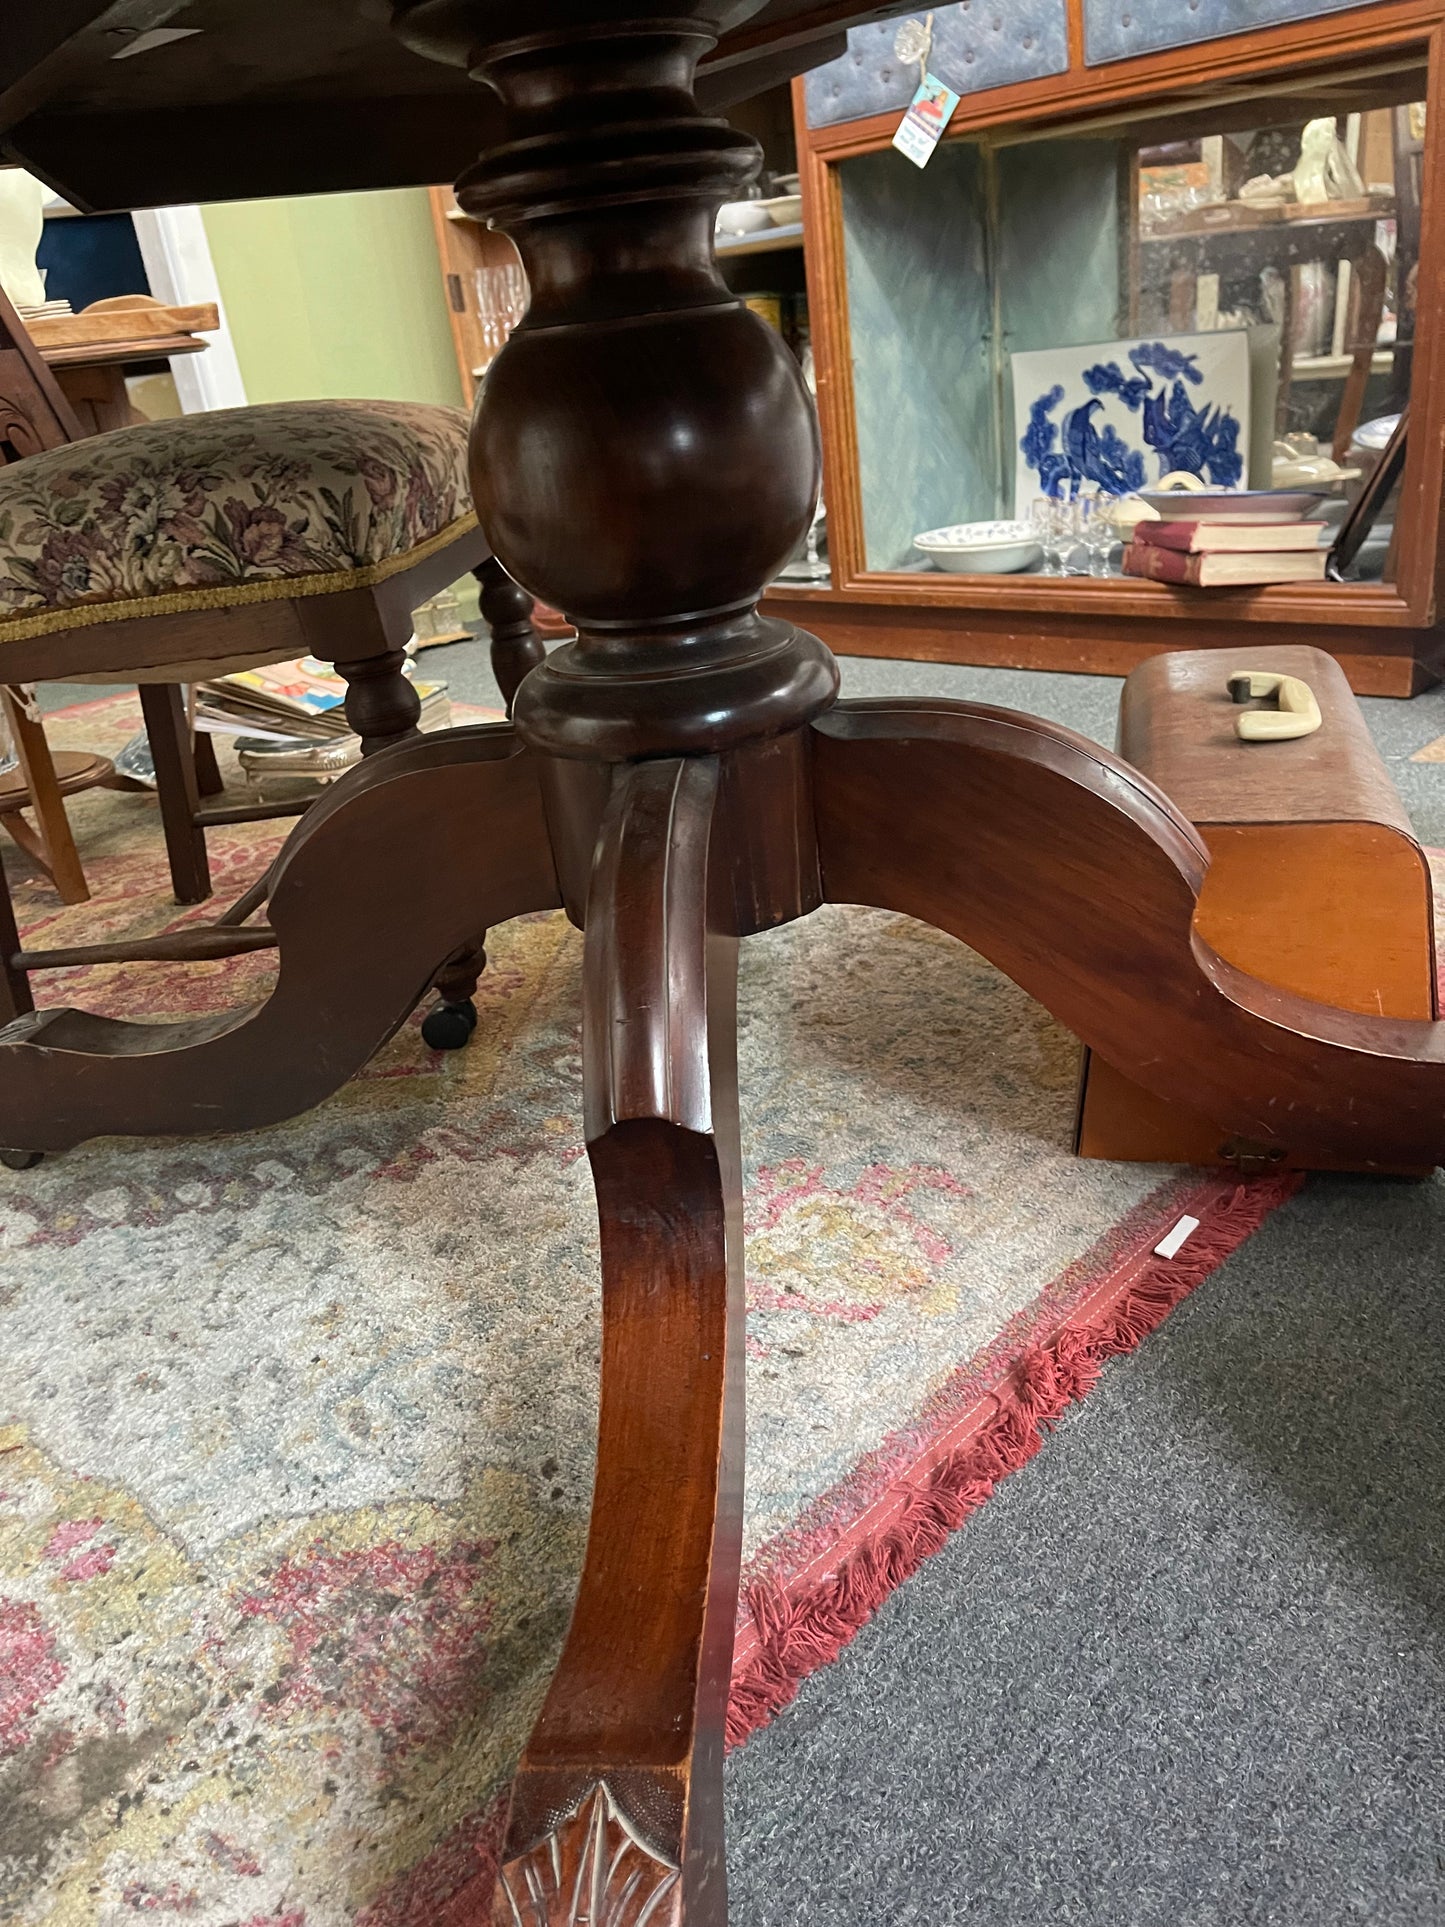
[
  {"xmin": 1153, "ymin": 1214, "xmax": 1200, "ymax": 1260},
  {"xmin": 892, "ymin": 74, "xmax": 961, "ymax": 168}
]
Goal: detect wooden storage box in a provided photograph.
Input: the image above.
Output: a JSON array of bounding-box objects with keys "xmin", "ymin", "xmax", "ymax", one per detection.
[{"xmin": 1075, "ymin": 644, "xmax": 1438, "ymax": 1172}]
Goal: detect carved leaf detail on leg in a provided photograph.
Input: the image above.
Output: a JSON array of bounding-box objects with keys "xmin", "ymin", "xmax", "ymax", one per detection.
[{"xmin": 496, "ymin": 1784, "xmax": 680, "ymax": 1927}]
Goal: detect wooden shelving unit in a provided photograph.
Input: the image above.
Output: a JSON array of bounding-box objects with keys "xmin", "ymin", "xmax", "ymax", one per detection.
[{"xmin": 715, "ymin": 223, "xmax": 804, "ymax": 256}]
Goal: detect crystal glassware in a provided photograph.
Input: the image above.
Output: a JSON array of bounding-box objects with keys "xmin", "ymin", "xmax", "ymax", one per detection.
[
  {"xmin": 474, "ymin": 260, "xmax": 531, "ymax": 362},
  {"xmin": 1029, "ymin": 495, "xmax": 1069, "ymax": 576},
  {"xmin": 1057, "ymin": 494, "xmax": 1087, "ymax": 575},
  {"xmin": 1076, "ymin": 494, "xmax": 1118, "ymax": 578}
]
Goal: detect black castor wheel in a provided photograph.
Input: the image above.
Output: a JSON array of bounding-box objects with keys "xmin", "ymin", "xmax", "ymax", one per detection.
[
  {"xmin": 1, "ymin": 1148, "xmax": 43, "ymax": 1171},
  {"xmin": 421, "ymin": 997, "xmax": 478, "ymax": 1052}
]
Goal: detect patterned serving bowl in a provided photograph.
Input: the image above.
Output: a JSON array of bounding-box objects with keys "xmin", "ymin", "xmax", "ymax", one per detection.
[{"xmin": 914, "ymin": 519, "xmax": 1042, "ymax": 573}]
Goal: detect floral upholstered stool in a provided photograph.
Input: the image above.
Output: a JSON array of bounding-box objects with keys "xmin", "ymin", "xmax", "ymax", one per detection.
[{"xmin": 0, "ymin": 397, "xmax": 544, "ymax": 1052}]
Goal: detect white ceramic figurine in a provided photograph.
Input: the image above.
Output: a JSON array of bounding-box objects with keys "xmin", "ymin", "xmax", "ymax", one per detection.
[
  {"xmin": 0, "ymin": 169, "xmax": 48, "ymax": 310},
  {"xmin": 1291, "ymin": 117, "xmax": 1365, "ymax": 204}
]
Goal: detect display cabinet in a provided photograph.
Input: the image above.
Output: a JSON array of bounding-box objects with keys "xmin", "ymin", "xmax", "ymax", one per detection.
[
  {"xmin": 766, "ymin": 0, "xmax": 1445, "ymax": 694},
  {"xmin": 427, "ymin": 183, "xmax": 526, "ymax": 408}
]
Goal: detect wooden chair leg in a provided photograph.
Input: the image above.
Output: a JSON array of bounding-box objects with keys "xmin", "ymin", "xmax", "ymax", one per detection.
[
  {"xmin": 1275, "ymin": 264, "xmax": 1301, "ymax": 435},
  {"xmin": 493, "ymin": 755, "xmax": 742, "ymax": 1927},
  {"xmin": 1332, "ymin": 243, "xmax": 1389, "ymax": 463},
  {"xmin": 2, "ymin": 686, "xmax": 90, "ymax": 905},
  {"xmin": 418, "ymin": 561, "xmax": 547, "ymax": 1047},
  {"xmin": 138, "ymin": 682, "xmax": 211, "ymax": 905},
  {"xmin": 476, "ymin": 554, "xmax": 545, "ymax": 716},
  {"xmin": 333, "ymin": 645, "xmax": 423, "ymax": 755},
  {"xmin": 193, "ymin": 722, "xmax": 225, "ymax": 797},
  {"xmin": 0, "ymin": 847, "xmax": 34, "ymax": 1026}
]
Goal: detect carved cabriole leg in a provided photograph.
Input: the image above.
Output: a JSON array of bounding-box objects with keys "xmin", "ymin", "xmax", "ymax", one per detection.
[
  {"xmin": 0, "ymin": 727, "xmax": 560, "ymax": 1149},
  {"xmin": 382, "ymin": 5, "xmax": 838, "ymax": 1919},
  {"xmin": 496, "ymin": 756, "xmax": 742, "ymax": 1927},
  {"xmin": 812, "ymin": 701, "xmax": 1445, "ymax": 1169}
]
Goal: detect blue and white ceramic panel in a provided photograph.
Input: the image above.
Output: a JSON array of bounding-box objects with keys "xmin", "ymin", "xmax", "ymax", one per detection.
[
  {"xmin": 1084, "ymin": 0, "xmax": 1386, "ymax": 66},
  {"xmin": 804, "ymin": 1, "xmax": 1069, "ymax": 130},
  {"xmin": 1010, "ymin": 331, "xmax": 1251, "ymax": 517}
]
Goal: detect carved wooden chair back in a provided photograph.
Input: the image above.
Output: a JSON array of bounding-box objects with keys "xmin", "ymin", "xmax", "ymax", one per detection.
[
  {"xmin": 0, "ymin": 282, "xmax": 85, "ymax": 459},
  {"xmin": 0, "ymin": 282, "xmax": 111, "ymax": 907}
]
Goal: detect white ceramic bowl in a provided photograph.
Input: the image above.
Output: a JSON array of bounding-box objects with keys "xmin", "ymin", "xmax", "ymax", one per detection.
[
  {"xmin": 914, "ymin": 520, "xmax": 1042, "ymax": 574},
  {"xmin": 717, "ymin": 201, "xmax": 772, "ymax": 236},
  {"xmin": 1137, "ymin": 487, "xmax": 1328, "ymax": 523},
  {"xmin": 1351, "ymin": 412, "xmax": 1401, "ymax": 454},
  {"xmin": 761, "ymin": 194, "xmax": 804, "ymax": 227}
]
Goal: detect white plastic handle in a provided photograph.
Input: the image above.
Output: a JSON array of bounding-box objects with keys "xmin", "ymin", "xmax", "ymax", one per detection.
[{"xmin": 1227, "ymin": 669, "xmax": 1323, "ymax": 742}]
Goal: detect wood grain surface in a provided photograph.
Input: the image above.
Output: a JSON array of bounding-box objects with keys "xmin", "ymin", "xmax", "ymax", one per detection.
[
  {"xmin": 0, "ymin": 727, "xmax": 561, "ymax": 1150},
  {"xmin": 814, "ymin": 699, "xmax": 1445, "ymax": 1171},
  {"xmin": 495, "ymin": 757, "xmax": 742, "ymax": 1927}
]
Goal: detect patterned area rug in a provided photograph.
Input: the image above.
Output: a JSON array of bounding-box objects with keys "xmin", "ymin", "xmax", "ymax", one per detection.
[{"xmin": 2, "ymin": 694, "xmax": 1405, "ymax": 1925}]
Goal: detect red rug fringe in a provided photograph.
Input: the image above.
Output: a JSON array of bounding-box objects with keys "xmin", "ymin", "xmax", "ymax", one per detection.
[
  {"xmin": 724, "ymin": 1176, "xmax": 1296, "ymax": 1749},
  {"xmin": 395, "ymin": 1180, "xmax": 1295, "ymax": 1921}
]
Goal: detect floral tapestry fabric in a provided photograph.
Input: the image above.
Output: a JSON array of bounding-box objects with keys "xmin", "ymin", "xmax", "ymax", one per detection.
[{"xmin": 0, "ymin": 399, "xmax": 475, "ymax": 627}]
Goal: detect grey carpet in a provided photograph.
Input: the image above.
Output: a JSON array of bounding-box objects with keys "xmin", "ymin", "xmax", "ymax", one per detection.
[
  {"xmin": 41, "ymin": 638, "xmax": 1445, "ymax": 1921},
  {"xmin": 725, "ymin": 1175, "xmax": 1445, "ymax": 1925}
]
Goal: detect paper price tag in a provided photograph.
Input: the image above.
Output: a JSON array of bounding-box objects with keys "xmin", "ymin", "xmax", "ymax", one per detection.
[
  {"xmin": 892, "ymin": 72, "xmax": 961, "ymax": 169},
  {"xmin": 1152, "ymin": 1215, "xmax": 1200, "ymax": 1261}
]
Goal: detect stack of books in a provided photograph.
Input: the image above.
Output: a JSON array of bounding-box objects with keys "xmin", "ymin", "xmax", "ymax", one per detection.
[{"xmin": 1122, "ymin": 518, "xmax": 1328, "ymax": 587}]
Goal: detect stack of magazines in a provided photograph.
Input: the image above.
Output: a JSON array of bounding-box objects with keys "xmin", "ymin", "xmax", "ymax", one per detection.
[{"xmin": 196, "ymin": 657, "xmax": 449, "ymax": 784}]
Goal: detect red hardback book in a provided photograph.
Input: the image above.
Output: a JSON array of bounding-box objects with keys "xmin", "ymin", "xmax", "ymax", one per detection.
[
  {"xmin": 1135, "ymin": 518, "xmax": 1327, "ymax": 553},
  {"xmin": 1122, "ymin": 542, "xmax": 1329, "ymax": 587}
]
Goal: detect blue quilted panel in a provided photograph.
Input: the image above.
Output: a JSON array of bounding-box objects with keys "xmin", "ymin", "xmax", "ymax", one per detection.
[
  {"xmin": 1085, "ymin": 0, "xmax": 1387, "ymax": 66},
  {"xmin": 803, "ymin": 1, "xmax": 1069, "ymax": 130}
]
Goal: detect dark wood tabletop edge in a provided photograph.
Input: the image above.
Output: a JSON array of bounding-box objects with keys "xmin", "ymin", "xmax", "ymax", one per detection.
[{"xmin": 0, "ymin": 2, "xmax": 862, "ymax": 208}]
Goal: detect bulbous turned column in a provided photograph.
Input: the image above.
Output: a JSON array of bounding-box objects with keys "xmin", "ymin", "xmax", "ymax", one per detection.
[{"xmin": 392, "ymin": 0, "xmax": 839, "ymax": 761}]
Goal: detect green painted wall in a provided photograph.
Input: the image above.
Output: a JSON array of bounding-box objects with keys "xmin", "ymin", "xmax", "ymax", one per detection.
[{"xmin": 201, "ymin": 188, "xmax": 464, "ymax": 409}]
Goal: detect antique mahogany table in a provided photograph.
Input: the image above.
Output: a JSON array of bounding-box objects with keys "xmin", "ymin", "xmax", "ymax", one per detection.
[{"xmin": 4, "ymin": 6, "xmax": 1445, "ymax": 1923}]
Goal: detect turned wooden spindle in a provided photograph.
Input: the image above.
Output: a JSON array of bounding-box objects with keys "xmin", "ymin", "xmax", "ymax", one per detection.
[
  {"xmin": 475, "ymin": 553, "xmax": 545, "ymax": 715},
  {"xmin": 423, "ymin": 1, "xmax": 838, "ymax": 764},
  {"xmin": 419, "ymin": 563, "xmax": 545, "ymax": 1047},
  {"xmin": 332, "ymin": 645, "xmax": 423, "ymax": 755}
]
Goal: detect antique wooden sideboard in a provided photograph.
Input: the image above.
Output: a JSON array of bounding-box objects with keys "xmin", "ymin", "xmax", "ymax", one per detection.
[{"xmin": 763, "ymin": 0, "xmax": 1445, "ymax": 694}]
